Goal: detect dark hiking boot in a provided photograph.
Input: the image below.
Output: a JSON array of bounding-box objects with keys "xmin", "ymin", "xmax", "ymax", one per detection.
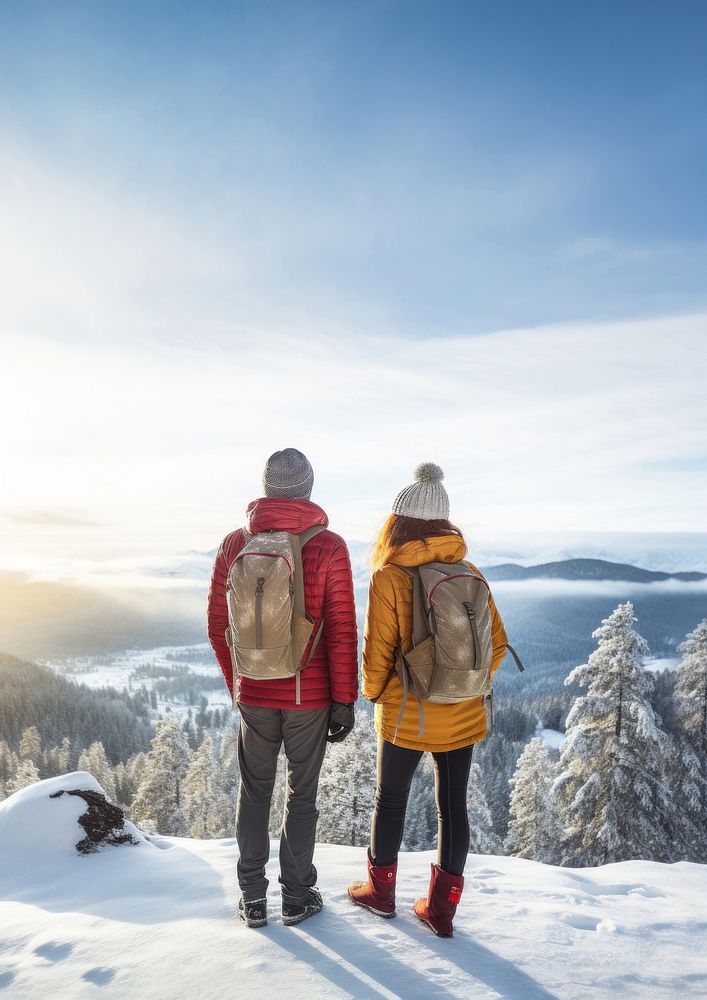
[
  {"xmin": 238, "ymin": 896, "xmax": 267, "ymax": 928},
  {"xmin": 347, "ymin": 853, "xmax": 397, "ymax": 917},
  {"xmin": 413, "ymin": 863, "xmax": 464, "ymax": 938},
  {"xmin": 281, "ymin": 887, "xmax": 323, "ymax": 926}
]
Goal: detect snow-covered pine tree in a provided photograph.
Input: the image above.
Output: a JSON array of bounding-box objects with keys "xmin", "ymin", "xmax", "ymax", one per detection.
[
  {"xmin": 554, "ymin": 602, "xmax": 674, "ymax": 865},
  {"xmin": 468, "ymin": 762, "xmax": 503, "ymax": 855},
  {"xmin": 403, "ymin": 754, "xmax": 437, "ymax": 851},
  {"xmin": 505, "ymin": 738, "xmax": 560, "ymax": 862},
  {"xmin": 6, "ymin": 759, "xmax": 40, "ymax": 795},
  {"xmin": 672, "ymin": 619, "xmax": 707, "ymax": 861},
  {"xmin": 18, "ymin": 726, "xmax": 42, "ymax": 770},
  {"xmin": 268, "ymin": 755, "xmax": 288, "ymax": 837},
  {"xmin": 44, "ymin": 737, "xmax": 71, "ymax": 778},
  {"xmin": 348, "ymin": 724, "xmax": 378, "ymax": 846},
  {"xmin": 210, "ymin": 725, "xmax": 239, "ymax": 838},
  {"xmin": 115, "ymin": 751, "xmax": 147, "ymax": 813},
  {"xmin": 317, "ymin": 723, "xmax": 377, "ymax": 846},
  {"xmin": 475, "ymin": 734, "xmax": 527, "ymax": 841},
  {"xmin": 112, "ymin": 762, "xmax": 130, "ymax": 812},
  {"xmin": 78, "ymin": 741, "xmax": 117, "ymax": 801},
  {"xmin": 0, "ymin": 740, "xmax": 18, "ymax": 791},
  {"xmin": 184, "ymin": 736, "xmax": 217, "ymax": 838},
  {"xmin": 209, "ymin": 786, "xmax": 234, "ymax": 839},
  {"xmin": 130, "ymin": 719, "xmax": 191, "ymax": 835}
]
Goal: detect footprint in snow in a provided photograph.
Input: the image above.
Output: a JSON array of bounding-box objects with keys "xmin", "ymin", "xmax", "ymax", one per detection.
[
  {"xmin": 0, "ymin": 969, "xmax": 17, "ymax": 989},
  {"xmin": 594, "ymin": 883, "xmax": 645, "ymax": 897},
  {"xmin": 142, "ymin": 834, "xmax": 173, "ymax": 851},
  {"xmin": 82, "ymin": 967, "xmax": 116, "ymax": 986},
  {"xmin": 34, "ymin": 941, "xmax": 75, "ymax": 962},
  {"xmin": 544, "ymin": 893, "xmax": 592, "ymax": 905},
  {"xmin": 627, "ymin": 886, "xmax": 666, "ymax": 899},
  {"xmin": 566, "ymin": 877, "xmax": 662, "ymax": 900},
  {"xmin": 561, "ymin": 913, "xmax": 602, "ymax": 931}
]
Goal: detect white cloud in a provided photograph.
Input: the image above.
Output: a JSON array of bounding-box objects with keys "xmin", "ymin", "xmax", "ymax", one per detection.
[
  {"xmin": 1, "ymin": 149, "xmax": 705, "ymax": 566},
  {"xmin": 1, "ymin": 308, "xmax": 705, "ymax": 566},
  {"xmin": 491, "ymin": 578, "xmax": 707, "ymax": 598}
]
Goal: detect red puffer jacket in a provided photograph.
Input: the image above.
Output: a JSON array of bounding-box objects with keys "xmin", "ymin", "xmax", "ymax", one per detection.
[{"xmin": 207, "ymin": 497, "xmax": 358, "ymax": 710}]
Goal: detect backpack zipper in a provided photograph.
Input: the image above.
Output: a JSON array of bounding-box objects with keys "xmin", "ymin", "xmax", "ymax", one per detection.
[
  {"xmin": 462, "ymin": 602, "xmax": 483, "ymax": 668},
  {"xmin": 255, "ymin": 577, "xmax": 265, "ymax": 649}
]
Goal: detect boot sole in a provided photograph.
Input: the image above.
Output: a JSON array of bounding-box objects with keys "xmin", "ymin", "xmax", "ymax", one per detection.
[
  {"xmin": 282, "ymin": 908, "xmax": 322, "ymax": 927},
  {"xmin": 238, "ymin": 912, "xmax": 267, "ymax": 928},
  {"xmin": 414, "ymin": 912, "xmax": 452, "ymax": 938},
  {"xmin": 349, "ymin": 896, "xmax": 396, "ymax": 918}
]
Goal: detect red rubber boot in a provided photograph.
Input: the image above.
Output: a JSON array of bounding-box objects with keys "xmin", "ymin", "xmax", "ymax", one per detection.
[
  {"xmin": 347, "ymin": 852, "xmax": 397, "ymax": 917},
  {"xmin": 413, "ymin": 863, "xmax": 464, "ymax": 938}
]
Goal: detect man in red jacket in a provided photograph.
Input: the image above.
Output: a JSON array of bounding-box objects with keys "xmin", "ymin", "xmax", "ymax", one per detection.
[{"xmin": 207, "ymin": 448, "xmax": 358, "ymax": 928}]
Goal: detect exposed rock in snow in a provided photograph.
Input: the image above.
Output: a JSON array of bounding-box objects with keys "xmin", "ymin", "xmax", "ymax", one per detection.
[
  {"xmin": 48, "ymin": 789, "xmax": 139, "ymax": 854},
  {"xmin": 0, "ymin": 772, "xmax": 145, "ymax": 857}
]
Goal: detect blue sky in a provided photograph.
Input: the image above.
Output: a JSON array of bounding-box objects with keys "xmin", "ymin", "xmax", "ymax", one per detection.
[
  {"xmin": 2, "ymin": 0, "xmax": 706, "ymax": 335},
  {"xmin": 0, "ymin": 1, "xmax": 705, "ymax": 562}
]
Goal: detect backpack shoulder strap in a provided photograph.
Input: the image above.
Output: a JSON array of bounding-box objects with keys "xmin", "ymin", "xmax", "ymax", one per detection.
[
  {"xmin": 226, "ymin": 528, "xmax": 252, "ymax": 582},
  {"xmin": 505, "ymin": 642, "xmax": 525, "ymax": 672},
  {"xmin": 290, "ymin": 525, "xmax": 328, "ymax": 705},
  {"xmin": 289, "ymin": 525, "xmax": 327, "ymax": 618},
  {"xmin": 391, "ymin": 564, "xmax": 429, "ymax": 646},
  {"xmin": 299, "ymin": 524, "xmax": 327, "ymax": 547}
]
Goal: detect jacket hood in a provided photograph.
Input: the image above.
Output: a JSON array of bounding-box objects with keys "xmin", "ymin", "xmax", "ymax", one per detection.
[
  {"xmin": 389, "ymin": 534, "xmax": 467, "ymax": 567},
  {"xmin": 246, "ymin": 497, "xmax": 329, "ymax": 535}
]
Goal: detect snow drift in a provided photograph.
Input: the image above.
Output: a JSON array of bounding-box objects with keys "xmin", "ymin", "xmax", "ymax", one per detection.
[{"xmin": 0, "ymin": 772, "xmax": 705, "ymax": 999}]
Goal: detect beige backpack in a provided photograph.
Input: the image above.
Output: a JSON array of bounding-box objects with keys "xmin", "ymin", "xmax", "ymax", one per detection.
[
  {"xmin": 224, "ymin": 525, "xmax": 326, "ymax": 704},
  {"xmin": 392, "ymin": 561, "xmax": 524, "ymax": 741}
]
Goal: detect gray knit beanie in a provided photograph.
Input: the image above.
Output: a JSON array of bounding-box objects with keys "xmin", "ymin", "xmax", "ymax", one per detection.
[
  {"xmin": 392, "ymin": 463, "xmax": 450, "ymax": 520},
  {"xmin": 262, "ymin": 448, "xmax": 314, "ymax": 500}
]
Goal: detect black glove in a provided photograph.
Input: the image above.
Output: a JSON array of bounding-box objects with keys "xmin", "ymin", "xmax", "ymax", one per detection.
[{"xmin": 327, "ymin": 701, "xmax": 355, "ymax": 743}]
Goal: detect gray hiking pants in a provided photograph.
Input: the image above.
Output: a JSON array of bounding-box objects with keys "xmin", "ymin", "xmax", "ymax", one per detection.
[{"xmin": 236, "ymin": 703, "xmax": 330, "ymax": 904}]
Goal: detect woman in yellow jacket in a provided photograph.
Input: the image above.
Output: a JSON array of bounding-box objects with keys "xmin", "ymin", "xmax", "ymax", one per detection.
[{"xmin": 348, "ymin": 463, "xmax": 509, "ymax": 937}]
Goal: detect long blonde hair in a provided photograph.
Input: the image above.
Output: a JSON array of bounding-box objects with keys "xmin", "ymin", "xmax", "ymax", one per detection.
[{"xmin": 369, "ymin": 513, "xmax": 465, "ymax": 573}]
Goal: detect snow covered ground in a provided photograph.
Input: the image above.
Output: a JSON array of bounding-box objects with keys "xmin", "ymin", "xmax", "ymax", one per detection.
[
  {"xmin": 42, "ymin": 642, "xmax": 219, "ymax": 687},
  {"xmin": 537, "ymin": 728, "xmax": 565, "ymax": 750},
  {"xmin": 644, "ymin": 656, "xmax": 681, "ymax": 673},
  {"xmin": 1, "ymin": 774, "xmax": 706, "ymax": 1000},
  {"xmin": 41, "ymin": 644, "xmax": 232, "ymax": 723}
]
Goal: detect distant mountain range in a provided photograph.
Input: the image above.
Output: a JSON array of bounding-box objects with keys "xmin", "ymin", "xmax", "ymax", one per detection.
[
  {"xmin": 3, "ymin": 550, "xmax": 703, "ymax": 662},
  {"xmin": 481, "ymin": 558, "xmax": 707, "ymax": 583},
  {"xmin": 148, "ymin": 550, "xmax": 707, "ymax": 586}
]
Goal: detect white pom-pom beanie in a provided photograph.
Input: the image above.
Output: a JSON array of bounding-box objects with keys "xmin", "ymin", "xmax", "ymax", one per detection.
[{"xmin": 392, "ymin": 463, "xmax": 450, "ymax": 520}]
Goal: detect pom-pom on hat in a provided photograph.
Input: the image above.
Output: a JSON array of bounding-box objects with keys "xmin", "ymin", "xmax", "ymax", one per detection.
[{"xmin": 392, "ymin": 462, "xmax": 450, "ymax": 520}]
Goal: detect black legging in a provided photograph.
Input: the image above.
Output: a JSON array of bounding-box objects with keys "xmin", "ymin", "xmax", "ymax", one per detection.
[{"xmin": 370, "ymin": 737, "xmax": 474, "ymax": 876}]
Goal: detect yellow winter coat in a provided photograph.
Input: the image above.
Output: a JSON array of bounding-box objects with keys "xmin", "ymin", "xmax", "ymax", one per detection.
[{"xmin": 361, "ymin": 534, "xmax": 509, "ymax": 751}]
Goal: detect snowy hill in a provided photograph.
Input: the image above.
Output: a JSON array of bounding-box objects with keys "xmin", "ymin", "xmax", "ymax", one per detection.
[
  {"xmin": 483, "ymin": 558, "xmax": 707, "ymax": 583},
  {"xmin": 1, "ymin": 774, "xmax": 705, "ymax": 1000}
]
